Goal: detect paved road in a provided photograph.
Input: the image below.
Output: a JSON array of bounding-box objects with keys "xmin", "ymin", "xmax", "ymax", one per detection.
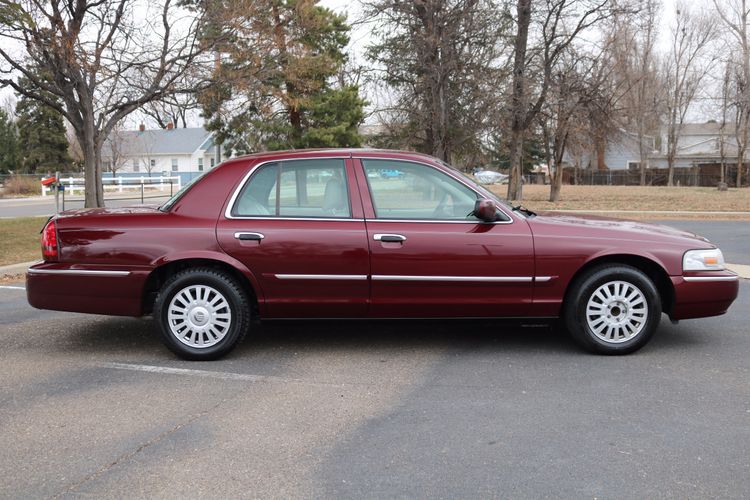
[
  {"xmin": 0, "ymin": 194, "xmax": 171, "ymax": 218},
  {"xmin": 1, "ymin": 279, "xmax": 748, "ymax": 498},
  {"xmin": 655, "ymin": 220, "xmax": 750, "ymax": 265}
]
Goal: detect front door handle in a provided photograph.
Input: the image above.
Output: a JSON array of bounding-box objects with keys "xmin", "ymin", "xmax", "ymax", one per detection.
[
  {"xmin": 373, "ymin": 233, "xmax": 406, "ymax": 243},
  {"xmin": 234, "ymin": 232, "xmax": 265, "ymax": 241}
]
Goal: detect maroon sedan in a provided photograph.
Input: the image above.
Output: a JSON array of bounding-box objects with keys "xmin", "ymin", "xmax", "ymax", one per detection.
[{"xmin": 27, "ymin": 149, "xmax": 739, "ymax": 360}]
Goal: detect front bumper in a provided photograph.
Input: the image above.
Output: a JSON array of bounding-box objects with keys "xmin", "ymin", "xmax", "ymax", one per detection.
[{"xmin": 670, "ymin": 271, "xmax": 740, "ymax": 320}]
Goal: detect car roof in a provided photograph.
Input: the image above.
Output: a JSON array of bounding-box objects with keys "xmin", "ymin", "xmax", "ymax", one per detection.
[{"xmin": 222, "ymin": 148, "xmax": 440, "ymax": 164}]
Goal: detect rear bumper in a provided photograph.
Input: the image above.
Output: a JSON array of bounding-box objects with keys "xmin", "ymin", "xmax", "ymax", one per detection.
[
  {"xmin": 670, "ymin": 271, "xmax": 740, "ymax": 320},
  {"xmin": 26, "ymin": 262, "xmax": 150, "ymax": 317}
]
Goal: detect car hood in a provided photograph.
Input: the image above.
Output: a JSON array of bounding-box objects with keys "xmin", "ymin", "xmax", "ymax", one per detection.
[{"xmin": 528, "ymin": 212, "xmax": 713, "ymax": 246}]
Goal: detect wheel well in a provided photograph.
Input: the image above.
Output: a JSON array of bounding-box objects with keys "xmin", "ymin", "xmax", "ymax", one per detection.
[
  {"xmin": 564, "ymin": 254, "xmax": 674, "ymax": 315},
  {"xmin": 141, "ymin": 258, "xmax": 259, "ymax": 316}
]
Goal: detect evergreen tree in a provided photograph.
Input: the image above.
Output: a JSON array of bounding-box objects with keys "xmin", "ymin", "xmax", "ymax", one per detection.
[
  {"xmin": 0, "ymin": 109, "xmax": 19, "ymax": 173},
  {"xmin": 16, "ymin": 79, "xmax": 71, "ymax": 174},
  {"xmin": 199, "ymin": 0, "xmax": 366, "ymax": 153}
]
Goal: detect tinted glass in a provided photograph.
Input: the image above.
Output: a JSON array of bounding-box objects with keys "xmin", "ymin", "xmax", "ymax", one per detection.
[
  {"xmin": 233, "ymin": 159, "xmax": 350, "ymax": 218},
  {"xmin": 363, "ymin": 159, "xmax": 479, "ymax": 220}
]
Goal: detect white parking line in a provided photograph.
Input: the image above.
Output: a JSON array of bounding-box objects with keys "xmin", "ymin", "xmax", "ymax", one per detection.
[
  {"xmin": 97, "ymin": 362, "xmax": 298, "ymax": 384},
  {"xmin": 0, "ymin": 285, "xmax": 25, "ymax": 290}
]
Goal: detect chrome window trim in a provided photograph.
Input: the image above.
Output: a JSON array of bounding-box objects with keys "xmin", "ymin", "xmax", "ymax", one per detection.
[
  {"xmin": 275, "ymin": 274, "xmax": 368, "ymax": 281},
  {"xmin": 227, "ymin": 216, "xmax": 365, "ymax": 222},
  {"xmin": 682, "ymin": 275, "xmax": 739, "ymax": 282},
  {"xmin": 366, "ymin": 219, "xmax": 511, "ymax": 225},
  {"xmin": 372, "ymin": 275, "xmax": 534, "ymax": 283},
  {"xmin": 224, "ymin": 156, "xmax": 354, "ymax": 220},
  {"xmin": 356, "ymin": 156, "xmax": 516, "ymax": 225},
  {"xmin": 28, "ymin": 269, "xmax": 131, "ymax": 277}
]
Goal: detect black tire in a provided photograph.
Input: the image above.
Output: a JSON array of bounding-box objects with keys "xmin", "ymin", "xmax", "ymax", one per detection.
[
  {"xmin": 153, "ymin": 267, "xmax": 251, "ymax": 360},
  {"xmin": 564, "ymin": 265, "xmax": 661, "ymax": 355}
]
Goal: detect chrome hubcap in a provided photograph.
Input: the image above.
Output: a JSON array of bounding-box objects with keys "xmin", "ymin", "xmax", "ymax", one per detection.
[
  {"xmin": 586, "ymin": 280, "xmax": 648, "ymax": 344},
  {"xmin": 167, "ymin": 285, "xmax": 232, "ymax": 348}
]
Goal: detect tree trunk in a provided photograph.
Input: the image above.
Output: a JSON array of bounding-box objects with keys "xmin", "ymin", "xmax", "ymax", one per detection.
[
  {"xmin": 638, "ymin": 122, "xmax": 647, "ymax": 186},
  {"xmin": 506, "ymin": 0, "xmax": 531, "ymax": 201},
  {"xmin": 79, "ymin": 119, "xmax": 104, "ymax": 208},
  {"xmin": 507, "ymin": 131, "xmax": 523, "ymax": 200},
  {"xmin": 549, "ymin": 131, "xmax": 566, "ymax": 203}
]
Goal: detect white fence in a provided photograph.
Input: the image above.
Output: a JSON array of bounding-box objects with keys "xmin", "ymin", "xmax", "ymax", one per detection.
[{"xmin": 42, "ymin": 175, "xmax": 181, "ymax": 197}]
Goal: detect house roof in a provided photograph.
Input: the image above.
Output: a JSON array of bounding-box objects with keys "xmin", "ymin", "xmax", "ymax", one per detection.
[
  {"xmin": 103, "ymin": 127, "xmax": 213, "ymax": 157},
  {"xmin": 677, "ymin": 122, "xmax": 737, "ymax": 136}
]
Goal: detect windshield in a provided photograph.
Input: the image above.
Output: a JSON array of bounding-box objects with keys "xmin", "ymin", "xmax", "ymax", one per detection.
[{"xmin": 160, "ymin": 173, "xmax": 205, "ymax": 212}]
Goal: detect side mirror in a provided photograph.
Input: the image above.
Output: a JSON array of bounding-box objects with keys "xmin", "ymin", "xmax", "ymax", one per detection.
[{"xmin": 473, "ymin": 199, "xmax": 499, "ymax": 222}]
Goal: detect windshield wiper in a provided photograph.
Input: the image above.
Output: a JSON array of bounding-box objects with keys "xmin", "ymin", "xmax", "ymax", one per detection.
[{"xmin": 512, "ymin": 205, "xmax": 536, "ymax": 217}]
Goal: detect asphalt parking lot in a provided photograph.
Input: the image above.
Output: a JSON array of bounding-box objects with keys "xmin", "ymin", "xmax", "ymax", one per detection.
[{"xmin": 1, "ymin": 222, "xmax": 749, "ymax": 498}]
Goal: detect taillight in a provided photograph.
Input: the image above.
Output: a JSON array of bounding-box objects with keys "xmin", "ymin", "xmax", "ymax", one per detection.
[{"xmin": 41, "ymin": 219, "xmax": 58, "ymax": 260}]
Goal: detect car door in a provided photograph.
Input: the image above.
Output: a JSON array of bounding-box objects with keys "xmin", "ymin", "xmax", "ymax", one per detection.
[
  {"xmin": 216, "ymin": 157, "xmax": 370, "ymax": 318},
  {"xmin": 355, "ymin": 157, "xmax": 535, "ymax": 318}
]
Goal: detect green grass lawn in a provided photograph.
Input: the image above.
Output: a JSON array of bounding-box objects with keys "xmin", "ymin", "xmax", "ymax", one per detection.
[{"xmin": 0, "ymin": 216, "xmax": 48, "ymax": 267}]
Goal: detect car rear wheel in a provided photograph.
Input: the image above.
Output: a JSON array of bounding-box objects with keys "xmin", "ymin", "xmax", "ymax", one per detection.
[
  {"xmin": 564, "ymin": 265, "xmax": 662, "ymax": 354},
  {"xmin": 154, "ymin": 267, "xmax": 251, "ymax": 360}
]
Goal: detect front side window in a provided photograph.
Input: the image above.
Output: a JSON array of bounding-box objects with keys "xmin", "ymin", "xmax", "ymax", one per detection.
[
  {"xmin": 232, "ymin": 159, "xmax": 351, "ymax": 218},
  {"xmin": 363, "ymin": 159, "xmax": 480, "ymax": 220}
]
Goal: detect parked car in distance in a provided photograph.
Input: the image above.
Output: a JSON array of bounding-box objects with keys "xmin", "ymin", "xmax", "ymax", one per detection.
[
  {"xmin": 474, "ymin": 170, "xmax": 509, "ymax": 185},
  {"xmin": 27, "ymin": 149, "xmax": 739, "ymax": 360}
]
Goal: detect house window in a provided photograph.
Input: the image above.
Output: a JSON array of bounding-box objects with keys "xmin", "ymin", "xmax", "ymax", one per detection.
[
  {"xmin": 133, "ymin": 159, "xmax": 139, "ymax": 172},
  {"xmin": 198, "ymin": 158, "xmax": 204, "ymax": 171},
  {"xmin": 171, "ymin": 159, "xmax": 178, "ymax": 172},
  {"xmin": 628, "ymin": 161, "xmax": 640, "ymax": 171},
  {"xmin": 210, "ymin": 158, "xmax": 215, "ymax": 168},
  {"xmin": 150, "ymin": 159, "xmax": 156, "ymax": 169},
  {"xmin": 104, "ymin": 161, "xmax": 111, "ymax": 171}
]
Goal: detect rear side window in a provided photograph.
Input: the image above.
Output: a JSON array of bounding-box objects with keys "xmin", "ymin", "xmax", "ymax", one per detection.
[{"xmin": 232, "ymin": 159, "xmax": 351, "ymax": 218}]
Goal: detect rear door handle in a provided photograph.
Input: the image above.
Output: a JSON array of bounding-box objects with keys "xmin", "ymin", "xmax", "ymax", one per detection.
[
  {"xmin": 373, "ymin": 233, "xmax": 406, "ymax": 243},
  {"xmin": 234, "ymin": 232, "xmax": 265, "ymax": 241}
]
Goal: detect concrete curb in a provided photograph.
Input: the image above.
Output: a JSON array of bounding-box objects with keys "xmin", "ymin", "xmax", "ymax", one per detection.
[
  {"xmin": 0, "ymin": 261, "xmax": 39, "ymax": 275},
  {"xmin": 727, "ymin": 263, "xmax": 750, "ymax": 279}
]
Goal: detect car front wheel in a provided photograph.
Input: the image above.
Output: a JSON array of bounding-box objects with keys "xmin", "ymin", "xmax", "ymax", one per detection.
[
  {"xmin": 154, "ymin": 267, "xmax": 251, "ymax": 360},
  {"xmin": 564, "ymin": 265, "xmax": 662, "ymax": 354}
]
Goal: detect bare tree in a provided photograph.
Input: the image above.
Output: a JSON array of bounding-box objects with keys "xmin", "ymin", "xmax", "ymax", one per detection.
[
  {"xmin": 506, "ymin": 0, "xmax": 615, "ymax": 200},
  {"xmin": 714, "ymin": 0, "xmax": 750, "ymax": 187},
  {"xmin": 365, "ymin": 0, "xmax": 509, "ymax": 166},
  {"xmin": 106, "ymin": 126, "xmax": 129, "ymax": 176},
  {"xmin": 541, "ymin": 47, "xmax": 619, "ymax": 201},
  {"xmin": 605, "ymin": 0, "xmax": 662, "ymax": 185},
  {"xmin": 139, "ymin": 133, "xmax": 158, "ymax": 177},
  {"xmin": 719, "ymin": 59, "xmax": 733, "ymax": 184},
  {"xmin": 0, "ymin": 0, "xmax": 212, "ymax": 207},
  {"xmin": 663, "ymin": 2, "xmax": 717, "ymax": 186},
  {"xmin": 142, "ymin": 94, "xmax": 199, "ymax": 129}
]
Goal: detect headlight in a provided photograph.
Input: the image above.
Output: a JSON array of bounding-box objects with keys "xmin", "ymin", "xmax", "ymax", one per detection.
[{"xmin": 683, "ymin": 248, "xmax": 725, "ymax": 271}]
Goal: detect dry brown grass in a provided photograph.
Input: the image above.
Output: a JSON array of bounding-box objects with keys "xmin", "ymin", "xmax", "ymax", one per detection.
[
  {"xmin": 487, "ymin": 184, "xmax": 750, "ymax": 219},
  {"xmin": 0, "ymin": 216, "xmax": 47, "ymax": 267},
  {"xmin": 1, "ymin": 175, "xmax": 41, "ymax": 197}
]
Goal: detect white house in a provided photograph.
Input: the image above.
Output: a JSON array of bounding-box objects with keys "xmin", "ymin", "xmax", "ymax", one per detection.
[
  {"xmin": 102, "ymin": 125, "xmax": 228, "ymax": 174},
  {"xmin": 564, "ymin": 129, "xmax": 655, "ymax": 171},
  {"xmin": 649, "ymin": 122, "xmax": 747, "ymax": 169}
]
